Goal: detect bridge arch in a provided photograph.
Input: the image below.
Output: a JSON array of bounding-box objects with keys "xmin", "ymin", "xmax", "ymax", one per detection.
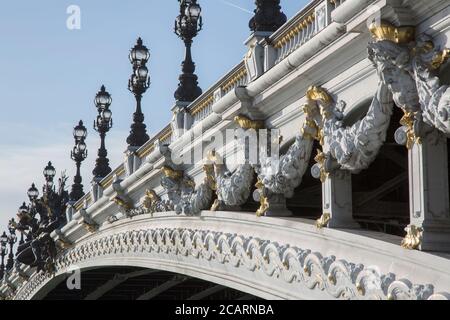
[{"xmin": 15, "ymin": 212, "xmax": 450, "ymax": 300}]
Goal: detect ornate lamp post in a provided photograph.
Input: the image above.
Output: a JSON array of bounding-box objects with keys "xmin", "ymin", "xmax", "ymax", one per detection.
[
  {"xmin": 93, "ymin": 85, "xmax": 113, "ymax": 179},
  {"xmin": 249, "ymin": 0, "xmax": 287, "ymax": 32},
  {"xmin": 5, "ymin": 220, "xmax": 17, "ymax": 271},
  {"xmin": 0, "ymin": 232, "xmax": 7, "ymax": 279},
  {"xmin": 27, "ymin": 183, "xmax": 39, "ymax": 207},
  {"xmin": 43, "ymin": 161, "xmax": 56, "ymax": 195},
  {"xmin": 69, "ymin": 120, "xmax": 88, "ymax": 201},
  {"xmin": 174, "ymin": 0, "xmax": 203, "ymax": 103},
  {"xmin": 127, "ymin": 38, "xmax": 150, "ymax": 149},
  {"xmin": 18, "ymin": 203, "xmax": 28, "ymax": 245}
]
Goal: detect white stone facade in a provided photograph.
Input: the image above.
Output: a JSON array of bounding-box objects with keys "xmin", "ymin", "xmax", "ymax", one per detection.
[{"xmin": 3, "ymin": 0, "xmax": 450, "ymax": 300}]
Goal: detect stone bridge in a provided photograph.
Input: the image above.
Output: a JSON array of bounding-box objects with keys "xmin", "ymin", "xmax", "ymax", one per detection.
[{"xmin": 2, "ymin": 0, "xmax": 450, "ymax": 300}]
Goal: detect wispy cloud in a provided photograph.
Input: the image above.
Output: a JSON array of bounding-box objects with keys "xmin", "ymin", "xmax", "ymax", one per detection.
[{"xmin": 219, "ymin": 0, "xmax": 253, "ymax": 14}]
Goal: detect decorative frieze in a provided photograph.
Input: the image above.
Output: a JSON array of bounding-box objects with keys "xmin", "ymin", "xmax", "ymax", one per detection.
[{"xmin": 12, "ymin": 227, "xmax": 450, "ymax": 301}]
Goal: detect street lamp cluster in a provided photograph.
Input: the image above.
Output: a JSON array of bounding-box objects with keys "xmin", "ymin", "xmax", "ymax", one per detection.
[
  {"xmin": 0, "ymin": 0, "xmax": 290, "ymax": 281},
  {"xmin": 127, "ymin": 38, "xmax": 151, "ymax": 149},
  {"xmin": 69, "ymin": 121, "xmax": 88, "ymax": 201},
  {"xmin": 93, "ymin": 85, "xmax": 113, "ymax": 179},
  {"xmin": 174, "ymin": 0, "xmax": 203, "ymax": 103}
]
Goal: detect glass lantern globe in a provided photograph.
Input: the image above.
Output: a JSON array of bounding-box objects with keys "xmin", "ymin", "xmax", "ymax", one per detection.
[
  {"xmin": 1, "ymin": 232, "xmax": 8, "ymax": 245},
  {"xmin": 19, "ymin": 202, "xmax": 28, "ymax": 214},
  {"xmin": 27, "ymin": 183, "xmax": 39, "ymax": 200},
  {"xmin": 135, "ymin": 66, "xmax": 149, "ymax": 82},
  {"xmin": 46, "ymin": 180, "xmax": 54, "ymax": 190},
  {"xmin": 73, "ymin": 120, "xmax": 87, "ymax": 141},
  {"xmin": 8, "ymin": 220, "xmax": 15, "ymax": 235},
  {"xmin": 43, "ymin": 161, "xmax": 56, "ymax": 180},
  {"xmin": 129, "ymin": 39, "xmax": 150, "ymax": 66},
  {"xmin": 187, "ymin": 2, "xmax": 201, "ymax": 20},
  {"xmin": 101, "ymin": 108, "xmax": 112, "ymax": 122},
  {"xmin": 76, "ymin": 141, "xmax": 87, "ymax": 153},
  {"xmin": 94, "ymin": 85, "xmax": 112, "ymax": 110}
]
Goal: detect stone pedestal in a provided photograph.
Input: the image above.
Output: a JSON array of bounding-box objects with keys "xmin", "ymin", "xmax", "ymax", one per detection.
[
  {"xmin": 264, "ymin": 193, "xmax": 293, "ymax": 217},
  {"xmin": 244, "ymin": 31, "xmax": 272, "ymax": 82},
  {"xmin": 408, "ymin": 131, "xmax": 450, "ymax": 251},
  {"xmin": 322, "ymin": 170, "xmax": 359, "ymax": 228},
  {"xmin": 253, "ymin": 189, "xmax": 293, "ymax": 217},
  {"xmin": 124, "ymin": 147, "xmax": 141, "ymax": 176},
  {"xmin": 171, "ymin": 101, "xmax": 191, "ymax": 139},
  {"xmin": 65, "ymin": 201, "xmax": 76, "ymax": 222},
  {"xmin": 91, "ymin": 178, "xmax": 103, "ymax": 202}
]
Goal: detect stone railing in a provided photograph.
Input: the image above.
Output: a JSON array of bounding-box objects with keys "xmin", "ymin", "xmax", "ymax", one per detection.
[
  {"xmin": 189, "ymin": 62, "xmax": 248, "ymax": 127},
  {"xmin": 190, "ymin": 94, "xmax": 214, "ymax": 127},
  {"xmin": 135, "ymin": 124, "xmax": 173, "ymax": 158},
  {"xmin": 271, "ymin": 0, "xmax": 345, "ymax": 65}
]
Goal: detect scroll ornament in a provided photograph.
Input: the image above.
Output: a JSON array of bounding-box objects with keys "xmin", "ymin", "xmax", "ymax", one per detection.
[{"xmin": 411, "ymin": 35, "xmax": 450, "ymax": 135}]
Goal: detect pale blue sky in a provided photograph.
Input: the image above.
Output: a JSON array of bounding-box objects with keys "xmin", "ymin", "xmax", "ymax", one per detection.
[{"xmin": 0, "ymin": 1, "xmax": 308, "ymax": 228}]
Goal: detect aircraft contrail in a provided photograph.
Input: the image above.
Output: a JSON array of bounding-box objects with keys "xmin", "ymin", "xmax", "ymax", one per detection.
[{"xmin": 219, "ymin": 0, "xmax": 254, "ymax": 14}]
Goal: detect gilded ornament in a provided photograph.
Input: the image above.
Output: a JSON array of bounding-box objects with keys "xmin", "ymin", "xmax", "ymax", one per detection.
[
  {"xmin": 255, "ymin": 178, "xmax": 269, "ymax": 217},
  {"xmin": 315, "ymin": 212, "xmax": 331, "ymax": 229},
  {"xmin": 161, "ymin": 165, "xmax": 183, "ymax": 180},
  {"xmin": 112, "ymin": 196, "xmax": 133, "ymax": 211},
  {"xmin": 314, "ymin": 149, "xmax": 329, "ymax": 183},
  {"xmin": 356, "ymin": 283, "xmax": 365, "ymax": 295},
  {"xmin": 210, "ymin": 199, "xmax": 220, "ymax": 211},
  {"xmin": 203, "ymin": 164, "xmax": 217, "ymax": 191},
  {"xmin": 399, "ymin": 110, "xmax": 420, "ymax": 149},
  {"xmin": 328, "ymin": 273, "xmax": 336, "ymax": 285},
  {"xmin": 306, "ymin": 86, "xmax": 332, "ymax": 107},
  {"xmin": 401, "ymin": 225, "xmax": 423, "ymax": 250},
  {"xmin": 234, "ymin": 114, "xmax": 265, "ymax": 130},
  {"xmin": 143, "ymin": 189, "xmax": 161, "ymax": 210},
  {"xmin": 369, "ymin": 21, "xmax": 415, "ymax": 44},
  {"xmin": 431, "ymin": 48, "xmax": 450, "ymax": 69}
]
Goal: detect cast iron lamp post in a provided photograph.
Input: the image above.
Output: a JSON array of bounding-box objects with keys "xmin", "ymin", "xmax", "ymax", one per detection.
[
  {"xmin": 17, "ymin": 202, "xmax": 28, "ymax": 245},
  {"xmin": 93, "ymin": 85, "xmax": 113, "ymax": 179},
  {"xmin": 0, "ymin": 232, "xmax": 7, "ymax": 279},
  {"xmin": 249, "ymin": 0, "xmax": 287, "ymax": 32},
  {"xmin": 127, "ymin": 38, "xmax": 150, "ymax": 148},
  {"xmin": 69, "ymin": 120, "xmax": 88, "ymax": 201},
  {"xmin": 5, "ymin": 220, "xmax": 17, "ymax": 271},
  {"xmin": 174, "ymin": 0, "xmax": 203, "ymax": 103}
]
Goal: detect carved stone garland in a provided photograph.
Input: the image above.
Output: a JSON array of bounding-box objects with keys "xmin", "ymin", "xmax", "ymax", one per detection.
[
  {"xmin": 307, "ymin": 84, "xmax": 393, "ymax": 175},
  {"xmin": 206, "ymin": 115, "xmax": 263, "ymax": 211},
  {"xmin": 255, "ymin": 106, "xmax": 316, "ymax": 216}
]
